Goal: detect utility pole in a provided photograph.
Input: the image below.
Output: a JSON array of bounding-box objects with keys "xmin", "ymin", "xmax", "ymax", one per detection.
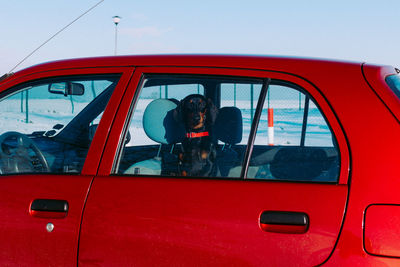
[{"xmin": 112, "ymin": 16, "xmax": 121, "ymax": 55}]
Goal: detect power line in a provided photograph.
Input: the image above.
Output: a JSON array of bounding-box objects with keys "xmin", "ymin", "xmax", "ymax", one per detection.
[{"xmin": 9, "ymin": 0, "xmax": 104, "ymax": 73}]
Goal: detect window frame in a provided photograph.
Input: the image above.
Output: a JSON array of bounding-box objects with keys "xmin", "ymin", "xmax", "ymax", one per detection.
[
  {"xmin": 249, "ymin": 79, "xmax": 340, "ymax": 182},
  {"xmin": 113, "ymin": 74, "xmax": 267, "ymax": 175},
  {"xmin": 99, "ymin": 66, "xmax": 349, "ymax": 185},
  {"xmin": 0, "ymin": 66, "xmax": 135, "ymax": 176}
]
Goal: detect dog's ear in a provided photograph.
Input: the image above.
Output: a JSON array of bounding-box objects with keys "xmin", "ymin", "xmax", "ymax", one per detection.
[
  {"xmin": 173, "ymin": 101, "xmax": 183, "ymax": 123},
  {"xmin": 206, "ymin": 98, "xmax": 218, "ymax": 125}
]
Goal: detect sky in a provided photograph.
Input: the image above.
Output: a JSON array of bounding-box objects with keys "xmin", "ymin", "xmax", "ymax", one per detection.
[{"xmin": 1, "ymin": 0, "xmax": 400, "ymax": 74}]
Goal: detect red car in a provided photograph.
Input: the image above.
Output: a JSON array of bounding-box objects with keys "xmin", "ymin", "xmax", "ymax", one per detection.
[{"xmin": 0, "ymin": 55, "xmax": 399, "ymax": 266}]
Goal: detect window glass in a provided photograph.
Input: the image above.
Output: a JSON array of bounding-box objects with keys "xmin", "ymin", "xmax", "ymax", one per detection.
[
  {"xmin": 116, "ymin": 75, "xmax": 263, "ymax": 178},
  {"xmin": 248, "ymin": 83, "xmax": 339, "ymax": 182},
  {"xmin": 221, "ymin": 83, "xmax": 262, "ymax": 145},
  {"xmin": 128, "ymin": 82, "xmax": 204, "ymax": 146},
  {"xmin": 386, "ymin": 73, "xmax": 400, "ymax": 99},
  {"xmin": 219, "ymin": 83, "xmax": 262, "ymax": 178},
  {"xmin": 116, "ymin": 76, "xmax": 339, "ymax": 182},
  {"xmin": 0, "ymin": 75, "xmax": 119, "ymax": 175}
]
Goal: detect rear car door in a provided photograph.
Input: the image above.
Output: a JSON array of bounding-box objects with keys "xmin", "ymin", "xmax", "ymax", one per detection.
[
  {"xmin": 79, "ymin": 67, "xmax": 350, "ymax": 266},
  {"xmin": 0, "ymin": 67, "xmax": 133, "ymax": 265}
]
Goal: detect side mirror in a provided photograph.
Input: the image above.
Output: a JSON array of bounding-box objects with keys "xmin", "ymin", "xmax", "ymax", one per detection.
[{"xmin": 48, "ymin": 82, "xmax": 85, "ymax": 96}]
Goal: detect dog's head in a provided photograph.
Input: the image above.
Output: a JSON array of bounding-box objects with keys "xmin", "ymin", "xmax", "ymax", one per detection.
[{"xmin": 174, "ymin": 94, "xmax": 218, "ymax": 130}]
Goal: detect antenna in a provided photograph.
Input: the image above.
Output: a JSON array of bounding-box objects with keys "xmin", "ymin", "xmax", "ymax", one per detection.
[{"xmin": 9, "ymin": 0, "xmax": 104, "ymax": 73}]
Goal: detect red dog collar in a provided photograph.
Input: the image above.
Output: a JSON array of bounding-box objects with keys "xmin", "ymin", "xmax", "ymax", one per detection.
[{"xmin": 185, "ymin": 131, "xmax": 209, "ymax": 138}]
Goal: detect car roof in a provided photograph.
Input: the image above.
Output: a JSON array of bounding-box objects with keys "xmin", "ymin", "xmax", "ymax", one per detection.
[{"xmin": 2, "ymin": 54, "xmax": 366, "ymax": 82}]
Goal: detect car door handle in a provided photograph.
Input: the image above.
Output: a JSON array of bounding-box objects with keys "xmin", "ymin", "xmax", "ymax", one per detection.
[
  {"xmin": 260, "ymin": 211, "xmax": 309, "ymax": 234},
  {"xmin": 30, "ymin": 199, "xmax": 69, "ymax": 219}
]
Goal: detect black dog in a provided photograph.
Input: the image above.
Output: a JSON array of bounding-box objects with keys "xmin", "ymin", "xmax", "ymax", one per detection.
[{"xmin": 174, "ymin": 94, "xmax": 218, "ymax": 176}]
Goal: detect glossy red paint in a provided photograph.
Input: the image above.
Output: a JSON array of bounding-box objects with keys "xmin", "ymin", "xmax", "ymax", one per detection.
[
  {"xmin": 0, "ymin": 175, "xmax": 92, "ymax": 265},
  {"xmin": 364, "ymin": 204, "xmax": 400, "ymax": 258},
  {"xmin": 259, "ymin": 223, "xmax": 308, "ymax": 234},
  {"xmin": 97, "ymin": 66, "xmax": 350, "ymax": 184},
  {"xmin": 79, "ymin": 177, "xmax": 347, "ymax": 266},
  {"xmin": 320, "ymin": 62, "xmax": 400, "ymax": 265},
  {"xmin": 84, "ymin": 65, "xmax": 350, "ymax": 265},
  {"xmin": 29, "ymin": 210, "xmax": 68, "ymax": 219},
  {"xmin": 0, "ymin": 55, "xmax": 399, "ymax": 265},
  {"xmin": 0, "ymin": 65, "xmax": 133, "ymax": 266},
  {"xmin": 362, "ymin": 63, "xmax": 400, "ymax": 122},
  {"xmin": 259, "ymin": 218, "xmax": 309, "ymax": 234}
]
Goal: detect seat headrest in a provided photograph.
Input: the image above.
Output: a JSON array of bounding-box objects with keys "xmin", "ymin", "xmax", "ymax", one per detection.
[
  {"xmin": 143, "ymin": 99, "xmax": 184, "ymax": 144},
  {"xmin": 215, "ymin": 106, "xmax": 242, "ymax": 144},
  {"xmin": 269, "ymin": 147, "xmax": 327, "ymax": 181}
]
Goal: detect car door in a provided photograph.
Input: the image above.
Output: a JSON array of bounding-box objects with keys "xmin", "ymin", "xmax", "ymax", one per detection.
[
  {"xmin": 0, "ymin": 66, "xmax": 133, "ymax": 266},
  {"xmin": 79, "ymin": 67, "xmax": 350, "ymax": 266}
]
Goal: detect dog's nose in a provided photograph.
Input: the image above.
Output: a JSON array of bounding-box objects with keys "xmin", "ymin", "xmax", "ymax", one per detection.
[{"xmin": 192, "ymin": 113, "xmax": 201, "ymax": 122}]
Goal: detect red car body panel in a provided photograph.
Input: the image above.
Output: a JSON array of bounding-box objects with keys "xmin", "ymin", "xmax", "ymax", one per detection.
[
  {"xmin": 362, "ymin": 63, "xmax": 400, "ymax": 122},
  {"xmin": 0, "ymin": 55, "xmax": 399, "ymax": 265},
  {"xmin": 364, "ymin": 204, "xmax": 400, "ymax": 258},
  {"xmin": 80, "ymin": 65, "xmax": 350, "ymax": 265},
  {"xmin": 0, "ymin": 175, "xmax": 92, "ymax": 266},
  {"xmin": 326, "ymin": 63, "xmax": 400, "ymax": 265},
  {"xmin": 96, "ymin": 65, "xmax": 350, "ymax": 182},
  {"xmin": 0, "ymin": 66, "xmax": 134, "ymax": 266},
  {"xmin": 79, "ymin": 177, "xmax": 347, "ymax": 266}
]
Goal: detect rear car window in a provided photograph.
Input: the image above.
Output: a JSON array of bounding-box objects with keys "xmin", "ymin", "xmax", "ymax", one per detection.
[
  {"xmin": 115, "ymin": 75, "xmax": 339, "ymax": 183},
  {"xmin": 386, "ymin": 73, "xmax": 400, "ymax": 99}
]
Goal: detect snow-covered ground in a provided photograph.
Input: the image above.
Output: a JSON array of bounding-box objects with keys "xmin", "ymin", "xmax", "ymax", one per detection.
[
  {"xmin": 128, "ymin": 99, "xmax": 333, "ymax": 147},
  {"xmin": 0, "ymin": 99, "xmax": 83, "ymax": 133},
  {"xmin": 0, "ymin": 99, "xmax": 334, "ymax": 147}
]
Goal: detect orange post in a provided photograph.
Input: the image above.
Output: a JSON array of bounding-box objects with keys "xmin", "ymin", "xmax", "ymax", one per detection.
[{"xmin": 268, "ymin": 108, "xmax": 274, "ymax": 145}]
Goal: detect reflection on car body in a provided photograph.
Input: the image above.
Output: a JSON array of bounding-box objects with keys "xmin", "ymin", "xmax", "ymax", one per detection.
[{"xmin": 0, "ymin": 55, "xmax": 399, "ymax": 265}]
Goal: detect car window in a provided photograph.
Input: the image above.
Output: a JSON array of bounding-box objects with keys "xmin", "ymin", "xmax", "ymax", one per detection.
[
  {"xmin": 115, "ymin": 75, "xmax": 339, "ymax": 183},
  {"xmin": 115, "ymin": 75, "xmax": 263, "ymax": 177},
  {"xmin": 126, "ymin": 81, "xmax": 204, "ymax": 147},
  {"xmin": 220, "ymin": 83, "xmax": 262, "ymax": 145},
  {"xmin": 386, "ymin": 73, "xmax": 400, "ymax": 99},
  {"xmin": 0, "ymin": 75, "xmax": 120, "ymax": 175},
  {"xmin": 248, "ymin": 82, "xmax": 339, "ymax": 182}
]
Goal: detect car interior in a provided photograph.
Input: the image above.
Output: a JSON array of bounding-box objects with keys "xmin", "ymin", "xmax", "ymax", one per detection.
[
  {"xmin": 116, "ymin": 75, "xmax": 340, "ymax": 182},
  {"xmin": 0, "ymin": 74, "xmax": 339, "ymax": 182},
  {"xmin": 0, "ymin": 77, "xmax": 119, "ymax": 175}
]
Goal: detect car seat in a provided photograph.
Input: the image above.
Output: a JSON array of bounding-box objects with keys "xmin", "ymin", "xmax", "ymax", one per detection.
[
  {"xmin": 214, "ymin": 106, "xmax": 243, "ymax": 177},
  {"xmin": 269, "ymin": 147, "xmax": 328, "ymax": 181},
  {"xmin": 124, "ymin": 99, "xmax": 184, "ymax": 175}
]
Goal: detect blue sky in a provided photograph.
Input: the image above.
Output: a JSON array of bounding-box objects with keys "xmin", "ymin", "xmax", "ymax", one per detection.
[{"xmin": 1, "ymin": 0, "xmax": 399, "ymax": 74}]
